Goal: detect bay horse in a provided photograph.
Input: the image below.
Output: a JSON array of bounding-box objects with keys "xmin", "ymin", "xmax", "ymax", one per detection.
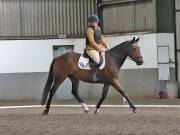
[{"xmin": 41, "ymin": 37, "xmax": 143, "ymax": 115}]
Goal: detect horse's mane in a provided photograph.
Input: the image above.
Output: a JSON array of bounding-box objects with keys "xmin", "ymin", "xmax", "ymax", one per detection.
[{"xmin": 109, "ymin": 40, "xmax": 130, "ymax": 53}]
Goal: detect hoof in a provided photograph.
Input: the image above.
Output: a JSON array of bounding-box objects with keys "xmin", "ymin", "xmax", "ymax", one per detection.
[
  {"xmin": 81, "ymin": 103, "xmax": 89, "ymax": 113},
  {"xmin": 42, "ymin": 110, "xmax": 48, "ymax": 115},
  {"xmin": 94, "ymin": 109, "xmax": 99, "ymax": 114},
  {"xmin": 133, "ymin": 107, "xmax": 137, "ymax": 113},
  {"xmin": 84, "ymin": 109, "xmax": 89, "ymax": 114}
]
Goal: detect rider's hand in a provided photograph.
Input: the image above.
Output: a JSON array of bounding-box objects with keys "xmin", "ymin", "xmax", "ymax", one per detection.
[
  {"xmin": 100, "ymin": 48, "xmax": 106, "ymax": 52},
  {"xmin": 105, "ymin": 48, "xmax": 109, "ymax": 51}
]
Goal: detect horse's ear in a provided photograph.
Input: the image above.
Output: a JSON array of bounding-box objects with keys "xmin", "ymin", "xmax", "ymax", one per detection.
[
  {"xmin": 135, "ymin": 37, "xmax": 140, "ymax": 42},
  {"xmin": 131, "ymin": 37, "xmax": 136, "ymax": 43}
]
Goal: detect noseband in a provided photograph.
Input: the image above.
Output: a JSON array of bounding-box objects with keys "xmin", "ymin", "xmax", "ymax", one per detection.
[{"xmin": 128, "ymin": 45, "xmax": 142, "ymax": 61}]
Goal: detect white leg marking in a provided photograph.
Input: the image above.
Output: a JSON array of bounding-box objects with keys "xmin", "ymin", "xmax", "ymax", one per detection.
[
  {"xmin": 94, "ymin": 109, "xmax": 100, "ymax": 114},
  {"xmin": 81, "ymin": 103, "xmax": 89, "ymax": 111}
]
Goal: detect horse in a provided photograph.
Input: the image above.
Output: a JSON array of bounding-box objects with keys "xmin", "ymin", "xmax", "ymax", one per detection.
[{"xmin": 41, "ymin": 37, "xmax": 143, "ymax": 115}]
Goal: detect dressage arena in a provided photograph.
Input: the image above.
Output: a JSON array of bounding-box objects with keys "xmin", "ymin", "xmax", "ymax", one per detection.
[
  {"xmin": 0, "ymin": 99, "xmax": 180, "ymax": 135},
  {"xmin": 0, "ymin": 0, "xmax": 180, "ymax": 135}
]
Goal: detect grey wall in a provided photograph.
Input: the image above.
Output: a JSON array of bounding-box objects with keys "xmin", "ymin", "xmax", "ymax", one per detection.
[
  {"xmin": 119, "ymin": 69, "xmax": 158, "ymax": 97},
  {"xmin": 0, "ymin": 72, "xmax": 92, "ymax": 100},
  {"xmin": 90, "ymin": 69, "xmax": 158, "ymax": 99},
  {"xmin": 99, "ymin": 0, "xmax": 155, "ymax": 34},
  {"xmin": 175, "ymin": 0, "xmax": 180, "ymax": 92},
  {"xmin": 0, "ymin": 0, "xmax": 97, "ymax": 38},
  {"xmin": 0, "ymin": 72, "xmax": 47, "ymax": 100},
  {"xmin": 0, "ymin": 69, "xmax": 158, "ymax": 100}
]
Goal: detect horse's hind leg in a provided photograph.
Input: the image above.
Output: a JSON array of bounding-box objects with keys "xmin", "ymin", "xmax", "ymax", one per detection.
[
  {"xmin": 112, "ymin": 78, "xmax": 136, "ymax": 113},
  {"xmin": 42, "ymin": 77, "xmax": 66, "ymax": 115},
  {"xmin": 69, "ymin": 76, "xmax": 89, "ymax": 113},
  {"xmin": 94, "ymin": 84, "xmax": 109, "ymax": 114}
]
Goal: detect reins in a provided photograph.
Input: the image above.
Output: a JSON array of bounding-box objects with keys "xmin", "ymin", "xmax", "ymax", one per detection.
[
  {"xmin": 107, "ymin": 51, "xmax": 134, "ymax": 60},
  {"xmin": 107, "ymin": 47, "xmax": 141, "ymax": 61}
]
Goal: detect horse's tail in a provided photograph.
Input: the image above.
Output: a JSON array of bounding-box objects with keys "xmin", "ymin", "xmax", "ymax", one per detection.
[{"xmin": 41, "ymin": 59, "xmax": 56, "ymax": 105}]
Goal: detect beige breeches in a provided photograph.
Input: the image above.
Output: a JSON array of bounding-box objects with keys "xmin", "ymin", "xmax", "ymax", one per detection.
[{"xmin": 86, "ymin": 49, "xmax": 100, "ymax": 64}]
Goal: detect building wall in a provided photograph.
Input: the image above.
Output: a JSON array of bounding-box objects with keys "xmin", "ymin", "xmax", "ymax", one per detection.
[
  {"xmin": 90, "ymin": 68, "xmax": 158, "ymax": 99},
  {"xmin": 0, "ymin": 33, "xmax": 176, "ymax": 100},
  {"xmin": 90, "ymin": 33, "xmax": 176, "ymax": 98},
  {"xmin": 0, "ymin": 72, "xmax": 93, "ymax": 100},
  {"xmin": 156, "ymin": 0, "xmax": 174, "ymax": 33},
  {"xmin": 0, "ymin": 0, "xmax": 97, "ymax": 38},
  {"xmin": 0, "ymin": 34, "xmax": 159, "ymax": 74},
  {"xmin": 175, "ymin": 0, "xmax": 180, "ymax": 96},
  {"xmin": 99, "ymin": 0, "xmax": 155, "ymax": 34}
]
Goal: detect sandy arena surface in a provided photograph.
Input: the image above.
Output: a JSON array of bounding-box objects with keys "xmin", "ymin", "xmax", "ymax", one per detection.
[{"xmin": 0, "ymin": 107, "xmax": 180, "ymax": 135}]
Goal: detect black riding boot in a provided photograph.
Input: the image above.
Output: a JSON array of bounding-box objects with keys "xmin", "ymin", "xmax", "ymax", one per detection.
[{"xmin": 89, "ymin": 62, "xmax": 100, "ymax": 82}]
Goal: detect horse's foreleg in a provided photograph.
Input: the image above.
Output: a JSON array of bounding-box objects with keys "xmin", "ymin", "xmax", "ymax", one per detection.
[
  {"xmin": 94, "ymin": 84, "xmax": 109, "ymax": 114},
  {"xmin": 112, "ymin": 79, "xmax": 136, "ymax": 113},
  {"xmin": 69, "ymin": 76, "xmax": 89, "ymax": 113}
]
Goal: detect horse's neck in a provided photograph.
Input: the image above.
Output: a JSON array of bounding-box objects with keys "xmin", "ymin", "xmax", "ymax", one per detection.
[
  {"xmin": 108, "ymin": 45, "xmax": 129, "ymax": 70},
  {"xmin": 115, "ymin": 54, "xmax": 127, "ymax": 70}
]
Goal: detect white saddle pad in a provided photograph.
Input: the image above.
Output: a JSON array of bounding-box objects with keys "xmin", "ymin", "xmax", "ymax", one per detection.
[{"xmin": 78, "ymin": 53, "xmax": 105, "ymax": 70}]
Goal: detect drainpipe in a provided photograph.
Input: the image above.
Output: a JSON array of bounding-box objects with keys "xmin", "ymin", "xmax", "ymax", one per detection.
[{"xmin": 173, "ymin": 1, "xmax": 180, "ymax": 98}]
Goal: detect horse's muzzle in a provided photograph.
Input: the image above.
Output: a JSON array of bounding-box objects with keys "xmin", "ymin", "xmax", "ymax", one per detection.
[{"xmin": 136, "ymin": 57, "xmax": 144, "ymax": 65}]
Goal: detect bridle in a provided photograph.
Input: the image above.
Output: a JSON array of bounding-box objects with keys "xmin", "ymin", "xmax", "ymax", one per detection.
[{"xmin": 107, "ymin": 44, "xmax": 142, "ymax": 61}]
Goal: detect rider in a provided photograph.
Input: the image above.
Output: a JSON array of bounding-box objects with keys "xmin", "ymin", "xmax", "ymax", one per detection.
[{"xmin": 85, "ymin": 15, "xmax": 109, "ymax": 82}]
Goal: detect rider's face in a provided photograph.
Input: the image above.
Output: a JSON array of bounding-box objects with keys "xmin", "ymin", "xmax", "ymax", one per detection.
[{"xmin": 91, "ymin": 21, "xmax": 98, "ymax": 27}]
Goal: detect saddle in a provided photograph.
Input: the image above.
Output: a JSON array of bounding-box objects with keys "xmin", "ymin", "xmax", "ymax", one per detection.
[{"xmin": 78, "ymin": 50, "xmax": 105, "ymax": 70}]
